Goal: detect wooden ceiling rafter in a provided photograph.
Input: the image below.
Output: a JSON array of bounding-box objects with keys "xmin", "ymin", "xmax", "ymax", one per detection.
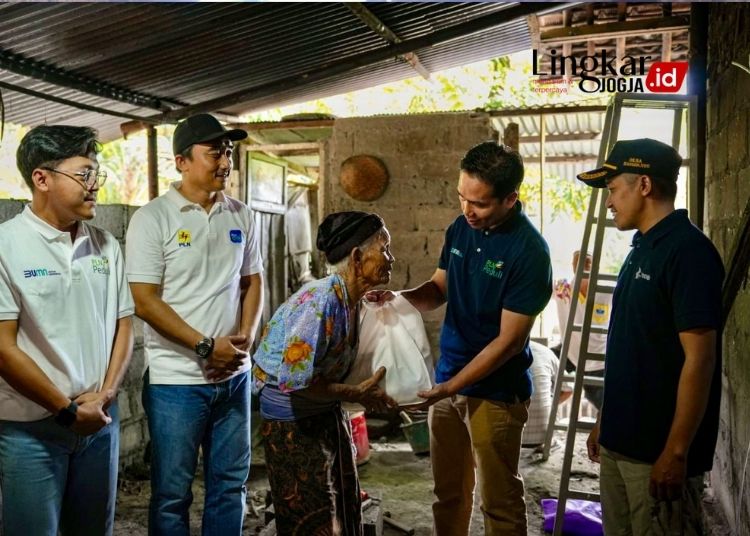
[{"xmin": 346, "ymin": 3, "xmax": 431, "ymax": 80}]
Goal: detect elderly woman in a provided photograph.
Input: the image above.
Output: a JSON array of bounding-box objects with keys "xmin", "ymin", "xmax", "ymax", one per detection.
[{"xmin": 252, "ymin": 211, "xmax": 397, "ymax": 536}]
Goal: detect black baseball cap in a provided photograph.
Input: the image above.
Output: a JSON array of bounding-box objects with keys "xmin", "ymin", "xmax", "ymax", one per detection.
[
  {"xmin": 577, "ymin": 138, "xmax": 683, "ymax": 188},
  {"xmin": 172, "ymin": 113, "xmax": 248, "ymax": 156}
]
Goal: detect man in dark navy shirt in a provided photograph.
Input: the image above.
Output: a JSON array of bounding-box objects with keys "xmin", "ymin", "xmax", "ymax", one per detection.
[
  {"xmin": 578, "ymin": 138, "xmax": 723, "ymax": 535},
  {"xmin": 370, "ymin": 141, "xmax": 551, "ymax": 535}
]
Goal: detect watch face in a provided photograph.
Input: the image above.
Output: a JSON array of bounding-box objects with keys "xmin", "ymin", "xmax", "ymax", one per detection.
[
  {"xmin": 196, "ymin": 338, "xmax": 213, "ymax": 359},
  {"xmin": 55, "ymin": 405, "xmax": 77, "ymax": 427}
]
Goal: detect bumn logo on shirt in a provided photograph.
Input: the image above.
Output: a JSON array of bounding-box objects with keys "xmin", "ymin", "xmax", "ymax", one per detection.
[
  {"xmin": 23, "ymin": 268, "xmax": 61, "ymax": 278},
  {"xmin": 177, "ymin": 229, "xmax": 192, "ymax": 248}
]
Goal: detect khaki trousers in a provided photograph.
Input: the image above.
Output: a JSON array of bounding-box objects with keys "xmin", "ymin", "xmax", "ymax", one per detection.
[
  {"xmin": 429, "ymin": 395, "xmax": 529, "ymax": 536},
  {"xmin": 600, "ymin": 447, "xmax": 706, "ymax": 536}
]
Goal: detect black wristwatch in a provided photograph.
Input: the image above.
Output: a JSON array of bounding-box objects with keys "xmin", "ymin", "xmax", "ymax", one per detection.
[
  {"xmin": 195, "ymin": 337, "xmax": 215, "ymax": 360},
  {"xmin": 54, "ymin": 401, "xmax": 78, "ymax": 428}
]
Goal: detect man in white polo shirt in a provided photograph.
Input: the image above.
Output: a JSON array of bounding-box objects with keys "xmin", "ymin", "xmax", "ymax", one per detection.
[
  {"xmin": 126, "ymin": 113, "xmax": 264, "ymax": 535},
  {"xmin": 0, "ymin": 125, "xmax": 135, "ymax": 535}
]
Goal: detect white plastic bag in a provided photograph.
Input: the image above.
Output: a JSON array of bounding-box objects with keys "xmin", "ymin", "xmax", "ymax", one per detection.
[{"xmin": 344, "ymin": 295, "xmax": 434, "ymax": 409}]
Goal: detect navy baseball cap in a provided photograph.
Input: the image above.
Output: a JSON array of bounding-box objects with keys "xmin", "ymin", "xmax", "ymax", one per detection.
[
  {"xmin": 172, "ymin": 114, "xmax": 247, "ymax": 156},
  {"xmin": 577, "ymin": 138, "xmax": 683, "ymax": 188}
]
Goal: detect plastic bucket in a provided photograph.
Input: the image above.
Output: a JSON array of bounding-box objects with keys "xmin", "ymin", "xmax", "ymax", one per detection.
[
  {"xmin": 349, "ymin": 411, "xmax": 370, "ymax": 465},
  {"xmin": 400, "ymin": 419, "xmax": 430, "ymax": 454}
]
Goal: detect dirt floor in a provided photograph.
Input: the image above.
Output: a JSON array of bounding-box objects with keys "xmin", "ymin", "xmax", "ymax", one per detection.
[{"xmin": 112, "ymin": 423, "xmax": 733, "ymax": 535}]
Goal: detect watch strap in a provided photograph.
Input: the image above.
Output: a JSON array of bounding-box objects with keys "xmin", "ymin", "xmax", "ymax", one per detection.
[{"xmin": 54, "ymin": 401, "xmax": 79, "ymax": 428}]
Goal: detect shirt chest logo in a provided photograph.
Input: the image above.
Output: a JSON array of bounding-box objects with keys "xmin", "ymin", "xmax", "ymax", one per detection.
[
  {"xmin": 229, "ymin": 229, "xmax": 243, "ymax": 244},
  {"xmin": 593, "ymin": 303, "xmax": 609, "ymax": 323},
  {"xmin": 91, "ymin": 257, "xmax": 110, "ymax": 275},
  {"xmin": 177, "ymin": 229, "xmax": 192, "ymax": 248},
  {"xmin": 635, "ymin": 267, "xmax": 651, "ymax": 281},
  {"xmin": 482, "ymin": 259, "xmax": 504, "ymax": 279},
  {"xmin": 23, "ymin": 268, "xmax": 61, "ymax": 278},
  {"xmin": 450, "ymin": 247, "xmax": 464, "ymax": 258}
]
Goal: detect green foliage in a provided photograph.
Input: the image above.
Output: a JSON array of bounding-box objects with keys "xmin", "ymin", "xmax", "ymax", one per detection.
[
  {"xmin": 0, "ymin": 123, "xmax": 30, "ymax": 199},
  {"xmin": 97, "ymin": 125, "xmax": 179, "ymax": 206},
  {"xmin": 520, "ymin": 172, "xmax": 590, "ymax": 222}
]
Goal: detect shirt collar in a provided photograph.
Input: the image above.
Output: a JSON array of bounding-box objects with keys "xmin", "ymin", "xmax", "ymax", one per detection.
[
  {"xmin": 632, "ymin": 209, "xmax": 689, "ymax": 249},
  {"xmin": 480, "ymin": 200, "xmax": 524, "ymax": 235},
  {"xmin": 166, "ymin": 181, "xmax": 227, "ymax": 212},
  {"xmin": 22, "ymin": 205, "xmax": 89, "ymax": 243}
]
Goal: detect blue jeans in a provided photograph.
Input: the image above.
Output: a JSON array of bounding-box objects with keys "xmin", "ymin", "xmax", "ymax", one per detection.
[
  {"xmin": 0, "ymin": 404, "xmax": 120, "ymax": 536},
  {"xmin": 142, "ymin": 371, "xmax": 251, "ymax": 536}
]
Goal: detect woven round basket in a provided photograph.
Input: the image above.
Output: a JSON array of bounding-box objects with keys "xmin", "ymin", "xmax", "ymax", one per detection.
[{"xmin": 339, "ymin": 154, "xmax": 389, "ymax": 202}]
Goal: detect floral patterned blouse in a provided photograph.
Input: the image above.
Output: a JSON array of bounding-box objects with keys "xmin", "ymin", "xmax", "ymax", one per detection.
[{"xmin": 252, "ymin": 273, "xmax": 358, "ymax": 394}]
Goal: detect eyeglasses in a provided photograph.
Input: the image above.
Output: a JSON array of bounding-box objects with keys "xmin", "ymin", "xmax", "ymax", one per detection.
[{"xmin": 41, "ymin": 167, "xmax": 107, "ymax": 189}]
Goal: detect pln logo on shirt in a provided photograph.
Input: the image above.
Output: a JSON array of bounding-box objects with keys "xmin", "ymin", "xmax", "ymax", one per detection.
[
  {"xmin": 177, "ymin": 229, "xmax": 192, "ymax": 248},
  {"xmin": 91, "ymin": 256, "xmax": 110, "ymax": 275},
  {"xmin": 593, "ymin": 303, "xmax": 610, "ymax": 324}
]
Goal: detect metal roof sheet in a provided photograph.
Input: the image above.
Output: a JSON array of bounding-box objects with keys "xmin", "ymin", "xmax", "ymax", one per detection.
[{"xmin": 0, "ymin": 2, "xmax": 543, "ymax": 141}]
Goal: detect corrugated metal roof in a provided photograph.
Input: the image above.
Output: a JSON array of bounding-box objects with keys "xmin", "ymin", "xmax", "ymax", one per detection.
[
  {"xmin": 0, "ymin": 2, "xmax": 544, "ymax": 142},
  {"xmin": 492, "ymin": 104, "xmax": 607, "ymax": 180}
]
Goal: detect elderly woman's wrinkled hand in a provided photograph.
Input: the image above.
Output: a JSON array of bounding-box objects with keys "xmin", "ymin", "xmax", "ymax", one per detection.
[
  {"xmin": 357, "ymin": 366, "xmax": 398, "ymax": 413},
  {"xmin": 206, "ymin": 335, "xmax": 250, "ymax": 381}
]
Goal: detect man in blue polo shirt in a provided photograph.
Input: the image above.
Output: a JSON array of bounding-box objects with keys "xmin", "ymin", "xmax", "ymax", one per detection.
[
  {"xmin": 579, "ymin": 138, "xmax": 723, "ymax": 534},
  {"xmin": 370, "ymin": 141, "xmax": 551, "ymax": 535}
]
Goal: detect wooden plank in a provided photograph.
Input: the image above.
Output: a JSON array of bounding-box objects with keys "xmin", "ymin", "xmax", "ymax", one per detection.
[
  {"xmin": 524, "ymin": 155, "xmax": 598, "ymax": 163},
  {"xmin": 662, "ymin": 32, "xmax": 673, "ymax": 62},
  {"xmin": 233, "ymin": 119, "xmax": 335, "ymax": 131},
  {"xmin": 347, "ymin": 3, "xmax": 430, "ymax": 79},
  {"xmin": 503, "ymin": 122, "xmax": 519, "ymax": 152},
  {"xmin": 147, "ymin": 126, "xmax": 159, "ymax": 200},
  {"xmin": 246, "ymin": 142, "xmax": 321, "ymax": 153},
  {"xmin": 541, "ymin": 15, "xmax": 689, "ymax": 44},
  {"xmin": 520, "ymin": 132, "xmax": 600, "ymax": 143},
  {"xmin": 527, "ymin": 14, "xmax": 541, "ymax": 51},
  {"xmin": 488, "ymin": 105, "xmax": 607, "ymax": 118}
]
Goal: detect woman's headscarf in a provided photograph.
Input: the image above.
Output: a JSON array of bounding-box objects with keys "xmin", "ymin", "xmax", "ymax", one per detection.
[{"xmin": 316, "ymin": 211, "xmax": 384, "ymax": 264}]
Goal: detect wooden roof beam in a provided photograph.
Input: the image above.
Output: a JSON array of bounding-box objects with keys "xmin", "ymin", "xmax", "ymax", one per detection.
[
  {"xmin": 489, "ymin": 104, "xmax": 607, "ymax": 118},
  {"xmin": 520, "ymin": 132, "xmax": 601, "ymax": 143},
  {"xmin": 245, "ymin": 142, "xmax": 321, "ymax": 154},
  {"xmin": 0, "ymin": 47, "xmax": 180, "ymax": 112},
  {"xmin": 524, "ymin": 155, "xmax": 598, "ymax": 163},
  {"xmin": 540, "ymin": 15, "xmax": 689, "ymax": 44},
  {"xmin": 234, "ymin": 119, "xmax": 335, "ymax": 131},
  {"xmin": 346, "ymin": 3, "xmax": 431, "ymax": 80}
]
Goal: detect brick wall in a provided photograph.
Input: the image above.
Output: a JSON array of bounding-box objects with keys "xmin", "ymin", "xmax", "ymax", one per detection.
[
  {"xmin": 322, "ymin": 112, "xmax": 497, "ymax": 355},
  {"xmin": 706, "ymin": 4, "xmax": 750, "ymax": 531}
]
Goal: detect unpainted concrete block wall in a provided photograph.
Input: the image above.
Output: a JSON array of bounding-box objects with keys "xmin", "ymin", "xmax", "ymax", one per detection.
[
  {"xmin": 706, "ymin": 4, "xmax": 750, "ymax": 531},
  {"xmin": 0, "ymin": 201, "xmax": 148, "ymax": 469},
  {"xmin": 323, "ymin": 112, "xmax": 497, "ymax": 355}
]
